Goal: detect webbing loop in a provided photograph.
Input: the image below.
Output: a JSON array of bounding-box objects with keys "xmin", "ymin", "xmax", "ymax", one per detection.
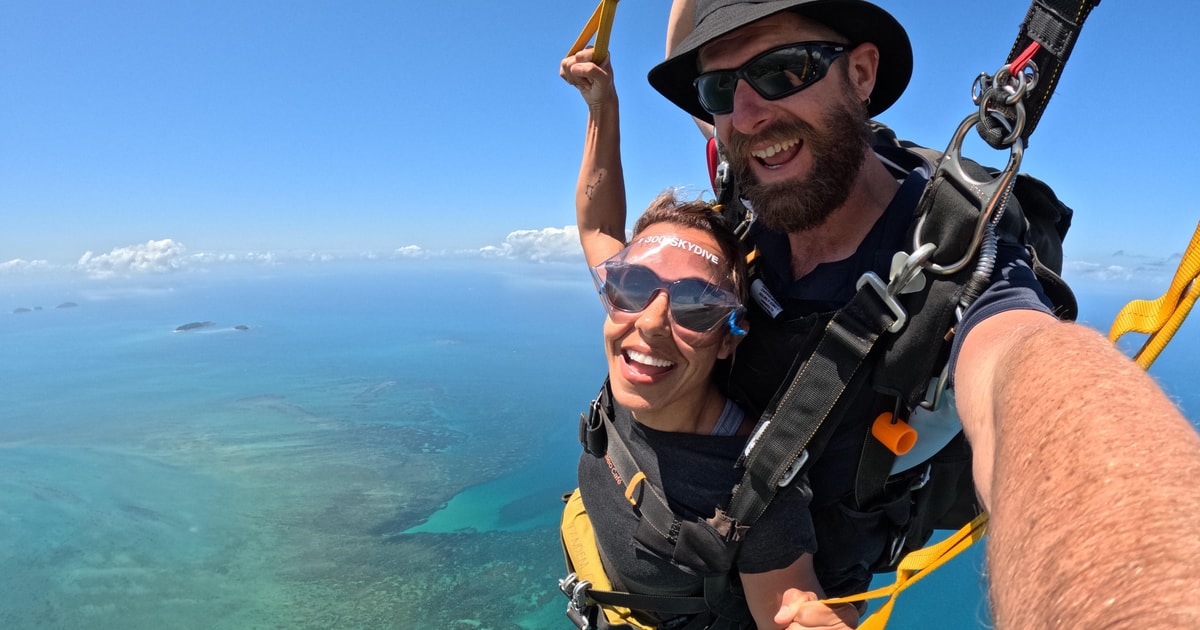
[
  {"xmin": 1005, "ymin": 0, "xmax": 1101, "ymax": 145},
  {"xmin": 820, "ymin": 513, "xmax": 990, "ymax": 630},
  {"xmin": 624, "ymin": 471, "xmax": 647, "ymax": 505},
  {"xmin": 568, "ymin": 0, "xmax": 620, "ymax": 64},
  {"xmin": 1108, "ymin": 220, "xmax": 1200, "ymax": 369}
]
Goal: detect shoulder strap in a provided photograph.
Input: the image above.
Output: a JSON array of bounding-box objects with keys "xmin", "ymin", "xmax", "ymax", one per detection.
[
  {"xmin": 1004, "ymin": 0, "xmax": 1101, "ymax": 147},
  {"xmin": 595, "ymin": 391, "xmax": 688, "ymax": 546},
  {"xmin": 581, "ymin": 382, "xmax": 748, "ymax": 557},
  {"xmin": 569, "ymin": 383, "xmax": 752, "ymax": 627},
  {"xmin": 727, "ymin": 276, "xmax": 906, "ymax": 524}
]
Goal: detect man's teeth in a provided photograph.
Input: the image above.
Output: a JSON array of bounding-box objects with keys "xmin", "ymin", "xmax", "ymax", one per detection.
[
  {"xmin": 627, "ymin": 349, "xmax": 674, "ymax": 368},
  {"xmin": 751, "ymin": 138, "xmax": 799, "ymax": 159}
]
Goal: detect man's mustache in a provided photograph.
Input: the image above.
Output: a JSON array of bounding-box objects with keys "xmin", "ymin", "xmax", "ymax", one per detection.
[{"xmin": 726, "ymin": 118, "xmax": 817, "ymax": 164}]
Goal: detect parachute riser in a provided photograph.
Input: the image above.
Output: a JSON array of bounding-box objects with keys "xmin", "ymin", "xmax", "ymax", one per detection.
[{"xmin": 911, "ymin": 52, "xmax": 1040, "ymax": 279}]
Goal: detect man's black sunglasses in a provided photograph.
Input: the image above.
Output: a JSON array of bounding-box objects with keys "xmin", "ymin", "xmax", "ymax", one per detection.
[{"xmin": 693, "ymin": 42, "xmax": 848, "ymax": 115}]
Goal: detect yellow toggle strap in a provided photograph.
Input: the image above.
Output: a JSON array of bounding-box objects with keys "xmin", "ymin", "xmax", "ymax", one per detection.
[
  {"xmin": 568, "ymin": 0, "xmax": 620, "ymax": 65},
  {"xmin": 1108, "ymin": 220, "xmax": 1200, "ymax": 369},
  {"xmin": 624, "ymin": 471, "xmax": 646, "ymax": 505},
  {"xmin": 820, "ymin": 513, "xmax": 990, "ymax": 630}
]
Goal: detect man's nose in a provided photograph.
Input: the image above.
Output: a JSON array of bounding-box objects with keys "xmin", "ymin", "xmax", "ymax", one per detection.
[{"xmin": 727, "ymin": 79, "xmax": 773, "ymax": 136}]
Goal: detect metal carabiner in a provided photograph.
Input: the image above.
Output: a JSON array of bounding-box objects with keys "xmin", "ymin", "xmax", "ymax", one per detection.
[
  {"xmin": 559, "ymin": 573, "xmax": 595, "ymax": 629},
  {"xmin": 912, "ymin": 112, "xmax": 1025, "ymax": 276}
]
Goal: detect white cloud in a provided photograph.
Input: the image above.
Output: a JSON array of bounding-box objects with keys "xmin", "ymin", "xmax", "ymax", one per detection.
[
  {"xmin": 1063, "ymin": 252, "xmax": 1187, "ymax": 285},
  {"xmin": 77, "ymin": 239, "xmax": 189, "ymax": 279},
  {"xmin": 189, "ymin": 251, "xmax": 279, "ymax": 265},
  {"xmin": 477, "ymin": 226, "xmax": 582, "ymax": 262},
  {"xmin": 0, "ymin": 258, "xmax": 53, "ymax": 274},
  {"xmin": 394, "ymin": 245, "xmax": 428, "ymax": 259},
  {"xmin": 1064, "ymin": 260, "xmax": 1135, "ymax": 282}
]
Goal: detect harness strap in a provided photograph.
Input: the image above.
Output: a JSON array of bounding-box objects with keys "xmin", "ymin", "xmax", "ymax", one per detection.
[
  {"xmin": 821, "ymin": 513, "xmax": 990, "ymax": 630},
  {"xmin": 728, "ymin": 281, "xmax": 899, "ymax": 525},
  {"xmin": 567, "ymin": 0, "xmax": 620, "ymax": 64},
  {"xmin": 594, "ymin": 390, "xmax": 683, "ymax": 545},
  {"xmin": 573, "ymin": 386, "xmax": 754, "ymax": 627},
  {"xmin": 1108, "ymin": 220, "xmax": 1200, "ymax": 369},
  {"xmin": 586, "ymin": 588, "xmax": 711, "ymax": 617},
  {"xmin": 1000, "ymin": 0, "xmax": 1101, "ymax": 147}
]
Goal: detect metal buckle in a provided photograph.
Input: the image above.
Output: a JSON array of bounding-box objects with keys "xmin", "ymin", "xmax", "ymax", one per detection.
[
  {"xmin": 856, "ymin": 272, "xmax": 908, "ymax": 334},
  {"xmin": 777, "ymin": 449, "xmax": 809, "ymax": 488},
  {"xmin": 910, "ymin": 463, "xmax": 932, "ymax": 491},
  {"xmin": 887, "ymin": 532, "xmax": 909, "ymax": 567},
  {"xmin": 559, "ymin": 573, "xmax": 594, "ymax": 629},
  {"xmin": 918, "ymin": 363, "xmax": 951, "ymax": 411},
  {"xmin": 855, "ymin": 244, "xmax": 936, "ymax": 334}
]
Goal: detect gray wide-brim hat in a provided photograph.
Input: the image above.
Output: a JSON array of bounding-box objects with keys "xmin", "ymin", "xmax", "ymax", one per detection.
[{"xmin": 648, "ymin": 0, "xmax": 912, "ymax": 122}]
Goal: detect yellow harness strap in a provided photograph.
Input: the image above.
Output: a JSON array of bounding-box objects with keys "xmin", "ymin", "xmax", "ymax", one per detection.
[
  {"xmin": 820, "ymin": 513, "xmax": 990, "ymax": 630},
  {"xmin": 560, "ymin": 488, "xmax": 656, "ymax": 630},
  {"xmin": 568, "ymin": 0, "xmax": 620, "ymax": 64},
  {"xmin": 1108, "ymin": 220, "xmax": 1200, "ymax": 369}
]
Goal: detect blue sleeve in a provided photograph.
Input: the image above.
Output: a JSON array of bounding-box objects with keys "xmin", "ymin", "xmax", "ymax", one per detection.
[{"xmin": 946, "ymin": 240, "xmax": 1054, "ymax": 386}]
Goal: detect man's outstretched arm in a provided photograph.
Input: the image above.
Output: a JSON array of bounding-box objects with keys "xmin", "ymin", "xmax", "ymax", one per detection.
[{"xmin": 956, "ymin": 308, "xmax": 1200, "ymax": 628}]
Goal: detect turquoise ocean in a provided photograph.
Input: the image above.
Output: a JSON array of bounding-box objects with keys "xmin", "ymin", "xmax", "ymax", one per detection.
[{"xmin": 2, "ymin": 261, "xmax": 1196, "ymax": 629}]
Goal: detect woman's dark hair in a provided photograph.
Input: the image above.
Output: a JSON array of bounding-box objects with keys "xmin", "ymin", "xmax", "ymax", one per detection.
[{"xmin": 631, "ymin": 190, "xmax": 748, "ymax": 302}]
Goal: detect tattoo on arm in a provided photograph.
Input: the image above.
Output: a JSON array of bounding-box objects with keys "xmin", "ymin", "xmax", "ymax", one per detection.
[{"xmin": 584, "ymin": 172, "xmax": 605, "ymax": 200}]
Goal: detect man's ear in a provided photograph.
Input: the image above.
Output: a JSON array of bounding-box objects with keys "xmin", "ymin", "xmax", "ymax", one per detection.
[{"xmin": 847, "ymin": 42, "xmax": 880, "ymax": 103}]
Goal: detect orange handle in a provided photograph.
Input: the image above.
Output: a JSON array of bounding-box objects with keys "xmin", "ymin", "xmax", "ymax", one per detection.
[{"xmin": 872, "ymin": 413, "xmax": 917, "ymax": 456}]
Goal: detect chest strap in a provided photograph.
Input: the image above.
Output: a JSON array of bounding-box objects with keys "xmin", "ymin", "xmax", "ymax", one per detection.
[{"xmin": 727, "ymin": 269, "xmax": 907, "ymax": 526}]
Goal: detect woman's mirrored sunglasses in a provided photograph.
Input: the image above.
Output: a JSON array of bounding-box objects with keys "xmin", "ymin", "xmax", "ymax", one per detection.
[
  {"xmin": 694, "ymin": 42, "xmax": 848, "ymax": 115},
  {"xmin": 590, "ymin": 261, "xmax": 744, "ymax": 335}
]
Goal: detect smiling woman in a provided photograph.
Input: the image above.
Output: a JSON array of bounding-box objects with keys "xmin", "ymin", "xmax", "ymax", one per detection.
[
  {"xmin": 564, "ymin": 193, "xmax": 828, "ymax": 630},
  {"xmin": 560, "ymin": 28, "xmax": 857, "ymax": 624},
  {"xmin": 593, "ymin": 205, "xmax": 747, "ymax": 431}
]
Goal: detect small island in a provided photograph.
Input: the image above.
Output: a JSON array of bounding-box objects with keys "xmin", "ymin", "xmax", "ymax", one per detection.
[
  {"xmin": 234, "ymin": 325, "xmax": 250, "ymax": 331},
  {"xmin": 174, "ymin": 321, "xmax": 216, "ymax": 332},
  {"xmin": 57, "ymin": 302, "xmax": 79, "ymax": 309}
]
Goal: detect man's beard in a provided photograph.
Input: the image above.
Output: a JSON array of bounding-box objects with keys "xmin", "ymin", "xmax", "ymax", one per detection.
[{"xmin": 726, "ymin": 100, "xmax": 870, "ymax": 234}]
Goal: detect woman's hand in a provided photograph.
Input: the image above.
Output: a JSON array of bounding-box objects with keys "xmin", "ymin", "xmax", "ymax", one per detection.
[
  {"xmin": 774, "ymin": 589, "xmax": 860, "ymax": 630},
  {"xmin": 560, "ymin": 47, "xmax": 617, "ymax": 109}
]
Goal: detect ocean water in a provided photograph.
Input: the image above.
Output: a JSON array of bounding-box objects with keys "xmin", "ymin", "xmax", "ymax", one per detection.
[{"xmin": 1, "ymin": 262, "xmax": 1195, "ymax": 629}]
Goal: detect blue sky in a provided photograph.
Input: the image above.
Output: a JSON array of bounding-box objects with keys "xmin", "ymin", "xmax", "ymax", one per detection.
[{"xmin": 2, "ymin": 0, "xmax": 1198, "ymax": 288}]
